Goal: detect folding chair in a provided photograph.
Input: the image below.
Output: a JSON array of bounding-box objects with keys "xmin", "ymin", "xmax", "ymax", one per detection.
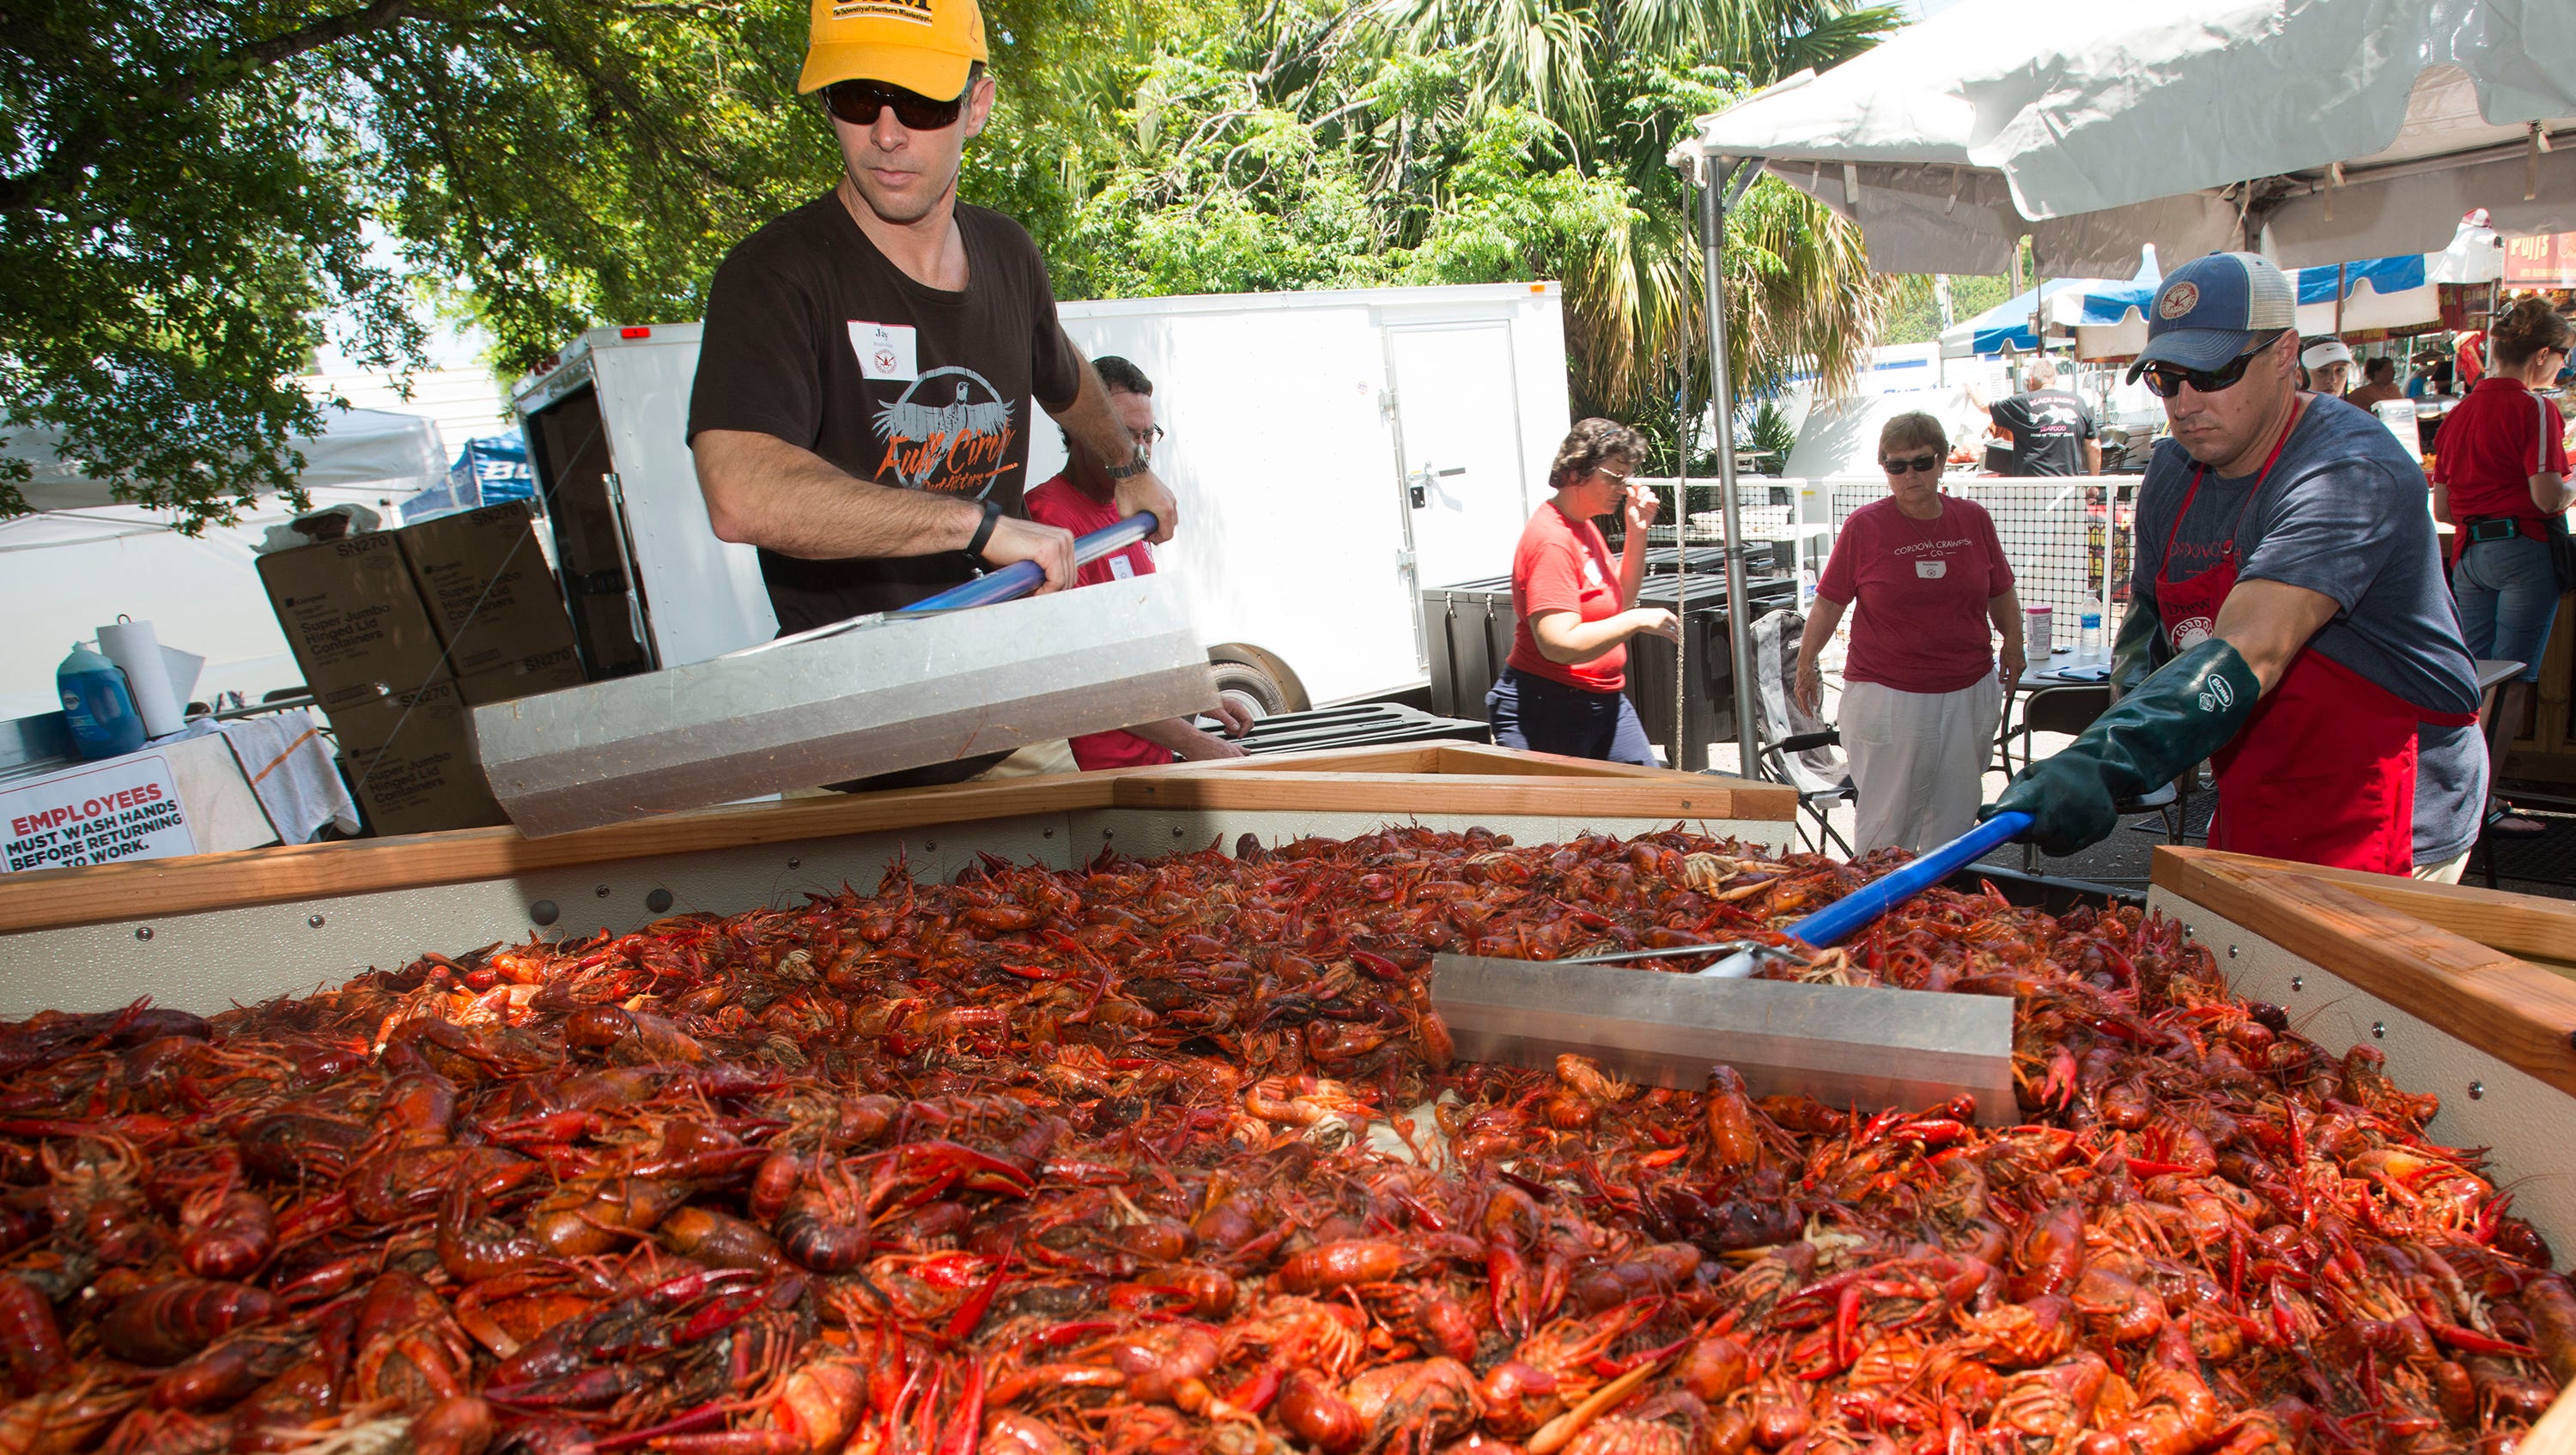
[
  {"xmin": 1997, "ymin": 682, "xmax": 2189, "ymax": 872},
  {"xmin": 1744, "ymin": 609, "xmax": 1855, "ymax": 856}
]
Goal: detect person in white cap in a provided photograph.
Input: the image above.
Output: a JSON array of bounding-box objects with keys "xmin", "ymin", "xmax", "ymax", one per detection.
[
  {"xmin": 685, "ymin": 0, "xmax": 1179, "ymax": 641},
  {"xmin": 2300, "ymin": 338, "xmax": 2354, "ymax": 399},
  {"xmin": 1986, "ymin": 252, "xmax": 2485, "ymax": 880}
]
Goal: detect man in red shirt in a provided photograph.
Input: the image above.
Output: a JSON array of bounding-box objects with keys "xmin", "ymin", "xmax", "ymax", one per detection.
[{"xmin": 1025, "ymin": 356, "xmax": 1253, "ymax": 770}]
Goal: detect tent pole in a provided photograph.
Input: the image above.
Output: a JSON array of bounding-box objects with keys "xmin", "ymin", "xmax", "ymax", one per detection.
[{"xmin": 1701, "ymin": 155, "xmax": 1765, "ymax": 781}]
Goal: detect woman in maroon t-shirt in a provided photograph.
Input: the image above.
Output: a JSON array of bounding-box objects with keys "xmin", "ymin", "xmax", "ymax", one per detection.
[
  {"xmin": 2432, "ymin": 296, "xmax": 2573, "ymax": 835},
  {"xmin": 1795, "ymin": 414, "xmax": 2024, "ymax": 853}
]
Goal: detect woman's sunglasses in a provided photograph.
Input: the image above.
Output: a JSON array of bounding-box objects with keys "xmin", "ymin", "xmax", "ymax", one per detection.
[
  {"xmin": 824, "ymin": 79, "xmax": 969, "ymax": 131},
  {"xmin": 1880, "ymin": 453, "xmax": 1941, "ymax": 475},
  {"xmin": 2140, "ymin": 330, "xmax": 2286, "ymax": 399}
]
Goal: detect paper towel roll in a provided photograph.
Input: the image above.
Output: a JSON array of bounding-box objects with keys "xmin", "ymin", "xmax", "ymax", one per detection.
[{"xmin": 98, "ymin": 619, "xmax": 185, "ymax": 737}]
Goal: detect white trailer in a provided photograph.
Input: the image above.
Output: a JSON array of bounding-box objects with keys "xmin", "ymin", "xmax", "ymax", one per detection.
[{"xmin": 507, "ymin": 282, "xmax": 1571, "ymax": 713}]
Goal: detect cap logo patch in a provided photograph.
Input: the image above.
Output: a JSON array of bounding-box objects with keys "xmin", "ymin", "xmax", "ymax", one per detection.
[
  {"xmin": 2158, "ymin": 281, "xmax": 2200, "ymax": 320},
  {"xmin": 831, "ymin": 0, "xmax": 933, "ymax": 20}
]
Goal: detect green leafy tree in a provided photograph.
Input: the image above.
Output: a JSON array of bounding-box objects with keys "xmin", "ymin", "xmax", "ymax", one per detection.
[{"xmin": 3, "ymin": 0, "xmax": 1901, "ymax": 529}]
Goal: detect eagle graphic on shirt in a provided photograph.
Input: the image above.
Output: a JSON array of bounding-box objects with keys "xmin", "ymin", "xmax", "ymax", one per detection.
[{"xmin": 872, "ymin": 365, "xmax": 1019, "ymax": 496}]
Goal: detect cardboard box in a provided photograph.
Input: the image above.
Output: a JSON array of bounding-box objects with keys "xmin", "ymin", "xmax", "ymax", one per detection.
[
  {"xmin": 456, "ymin": 644, "xmax": 588, "ymax": 706},
  {"xmin": 329, "ymin": 677, "xmax": 507, "ymax": 836},
  {"xmin": 256, "ymin": 534, "xmax": 453, "ymax": 713},
  {"xmin": 398, "ymin": 502, "xmax": 580, "ymax": 679}
]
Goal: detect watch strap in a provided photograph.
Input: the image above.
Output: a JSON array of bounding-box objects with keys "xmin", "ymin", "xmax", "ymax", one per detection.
[
  {"xmin": 963, "ymin": 496, "xmax": 1002, "ymax": 562},
  {"xmin": 1103, "ymin": 456, "xmax": 1151, "ymax": 480}
]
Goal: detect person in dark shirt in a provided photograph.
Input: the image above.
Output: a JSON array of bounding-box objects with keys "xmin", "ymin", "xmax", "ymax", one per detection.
[
  {"xmin": 2345, "ymin": 357, "xmax": 2404, "ymax": 411},
  {"xmin": 685, "ymin": 0, "xmax": 1178, "ymax": 634},
  {"xmin": 1983, "ymin": 362, "xmax": 2101, "ymax": 476}
]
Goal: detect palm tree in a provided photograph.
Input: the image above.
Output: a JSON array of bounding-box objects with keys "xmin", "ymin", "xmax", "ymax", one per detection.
[{"xmin": 1364, "ymin": 0, "xmax": 1902, "ymax": 446}]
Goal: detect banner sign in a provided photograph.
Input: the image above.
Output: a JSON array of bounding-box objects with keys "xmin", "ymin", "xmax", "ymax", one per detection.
[
  {"xmin": 2, "ymin": 754, "xmax": 195, "ymax": 872},
  {"xmin": 2502, "ymin": 233, "xmax": 2576, "ymax": 287}
]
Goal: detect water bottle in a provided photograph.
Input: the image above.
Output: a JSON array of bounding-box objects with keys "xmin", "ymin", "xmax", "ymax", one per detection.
[
  {"xmin": 58, "ymin": 641, "xmax": 146, "ymax": 759},
  {"xmin": 2081, "ymin": 612, "xmax": 2103, "ymax": 653}
]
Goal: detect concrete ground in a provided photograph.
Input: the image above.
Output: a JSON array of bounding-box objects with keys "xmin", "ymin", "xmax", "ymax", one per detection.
[{"xmin": 1693, "ymin": 633, "xmax": 2576, "ymax": 902}]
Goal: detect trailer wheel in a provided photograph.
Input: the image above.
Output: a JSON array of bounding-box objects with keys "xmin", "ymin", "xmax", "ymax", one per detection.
[{"xmin": 1210, "ymin": 656, "xmax": 1292, "ymax": 721}]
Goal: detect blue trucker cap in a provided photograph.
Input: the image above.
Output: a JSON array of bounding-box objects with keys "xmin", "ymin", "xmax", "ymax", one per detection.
[{"xmin": 2124, "ymin": 252, "xmax": 2298, "ymax": 382}]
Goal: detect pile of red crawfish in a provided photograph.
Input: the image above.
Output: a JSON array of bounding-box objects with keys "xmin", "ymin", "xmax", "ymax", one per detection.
[{"xmin": 0, "ymin": 825, "xmax": 2567, "ymax": 1455}]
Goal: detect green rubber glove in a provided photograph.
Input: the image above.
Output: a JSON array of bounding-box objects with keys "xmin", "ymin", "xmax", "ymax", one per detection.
[
  {"xmin": 1983, "ymin": 638, "xmax": 2261, "ymax": 856},
  {"xmin": 2107, "ymin": 597, "xmax": 2163, "ymax": 700}
]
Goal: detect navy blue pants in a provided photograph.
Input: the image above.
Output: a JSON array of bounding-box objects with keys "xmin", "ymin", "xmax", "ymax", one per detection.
[{"xmin": 1485, "ymin": 666, "xmax": 1658, "ymax": 766}]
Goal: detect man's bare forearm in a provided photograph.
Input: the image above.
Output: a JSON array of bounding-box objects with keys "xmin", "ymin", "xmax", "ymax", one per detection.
[{"xmin": 695, "ymin": 428, "xmax": 980, "ymax": 559}]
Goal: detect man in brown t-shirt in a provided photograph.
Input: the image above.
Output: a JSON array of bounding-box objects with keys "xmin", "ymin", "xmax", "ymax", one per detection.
[{"xmin": 686, "ymin": 0, "xmax": 1179, "ymax": 633}]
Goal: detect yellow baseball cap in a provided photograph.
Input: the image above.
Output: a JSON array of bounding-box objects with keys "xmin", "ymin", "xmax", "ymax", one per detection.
[{"xmin": 799, "ymin": 0, "xmax": 987, "ymax": 98}]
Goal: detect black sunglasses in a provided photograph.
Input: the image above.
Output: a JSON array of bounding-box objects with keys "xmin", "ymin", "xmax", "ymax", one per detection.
[
  {"xmin": 1880, "ymin": 453, "xmax": 1941, "ymax": 475},
  {"xmin": 823, "ymin": 78, "xmax": 969, "ymax": 130},
  {"xmin": 2140, "ymin": 330, "xmax": 2287, "ymax": 399}
]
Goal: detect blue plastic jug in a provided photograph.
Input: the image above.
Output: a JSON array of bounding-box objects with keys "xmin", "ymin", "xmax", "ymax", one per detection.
[{"xmin": 58, "ymin": 641, "xmax": 146, "ymax": 759}]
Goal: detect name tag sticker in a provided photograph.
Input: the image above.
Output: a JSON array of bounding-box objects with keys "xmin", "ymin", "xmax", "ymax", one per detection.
[
  {"xmin": 850, "ymin": 322, "xmax": 918, "ymax": 381},
  {"xmin": 1109, "ymin": 555, "xmax": 1136, "ymax": 580},
  {"xmin": 1916, "ymin": 559, "xmax": 1947, "ymax": 579}
]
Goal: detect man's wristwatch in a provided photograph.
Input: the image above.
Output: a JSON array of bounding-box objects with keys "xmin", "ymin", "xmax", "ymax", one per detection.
[
  {"xmin": 963, "ymin": 496, "xmax": 1001, "ymax": 563},
  {"xmin": 1103, "ymin": 454, "xmax": 1151, "ymax": 480}
]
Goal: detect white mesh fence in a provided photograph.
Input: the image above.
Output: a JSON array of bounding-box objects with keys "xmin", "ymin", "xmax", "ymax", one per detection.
[{"xmin": 1813, "ymin": 476, "xmax": 2136, "ymax": 633}]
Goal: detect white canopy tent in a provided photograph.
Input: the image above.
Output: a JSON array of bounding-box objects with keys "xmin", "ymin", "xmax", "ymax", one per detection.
[
  {"xmin": 1678, "ymin": 0, "xmax": 2576, "ymax": 276},
  {"xmin": 1669, "ymin": 0, "xmax": 2576, "ymax": 769},
  {"xmin": 4, "ymin": 403, "xmax": 447, "ymax": 514},
  {"xmin": 0, "ymin": 406, "xmax": 451, "ymax": 719}
]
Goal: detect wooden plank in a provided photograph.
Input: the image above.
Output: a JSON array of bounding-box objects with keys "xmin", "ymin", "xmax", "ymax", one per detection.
[
  {"xmin": 2152, "ymin": 849, "xmax": 2576, "ymax": 1099},
  {"xmin": 1431, "ymin": 743, "xmax": 1692, "ymax": 781},
  {"xmin": 1111, "ymin": 771, "xmax": 1795, "ymax": 820},
  {"xmin": 2156, "ymin": 847, "xmax": 2576, "ymax": 966},
  {"xmin": 0, "ymin": 746, "xmax": 1789, "ymax": 936},
  {"xmin": 1116, "ymin": 744, "xmax": 1449, "ymax": 776},
  {"xmin": 0, "ymin": 773, "xmax": 1118, "ymax": 935},
  {"xmin": 2524, "ymin": 1382, "xmax": 2576, "ymax": 1455}
]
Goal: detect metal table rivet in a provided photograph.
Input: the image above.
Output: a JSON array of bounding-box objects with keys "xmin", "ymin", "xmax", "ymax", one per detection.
[
  {"xmin": 1172, "ymin": 826, "xmax": 1185, "ymax": 839},
  {"xmin": 307, "ymin": 914, "xmax": 325, "ymax": 929},
  {"xmin": 133, "ymin": 926, "xmax": 153, "ymax": 942},
  {"xmin": 645, "ymin": 888, "xmax": 673, "ymax": 914},
  {"xmin": 2227, "ymin": 945, "xmax": 2239, "ymax": 959},
  {"xmin": 2182, "ymin": 925, "xmax": 2194, "ymax": 938},
  {"xmin": 2468, "ymin": 1081, "xmax": 2485, "ymax": 1100},
  {"xmin": 923, "ymin": 841, "xmax": 936, "ymax": 852},
  {"xmin": 1042, "ymin": 828, "xmax": 1054, "ymax": 839},
  {"xmin": 1102, "ymin": 829, "xmax": 1115, "ymax": 840},
  {"xmin": 2372, "ymin": 1022, "xmax": 2385, "ymax": 1039},
  {"xmin": 2290, "ymin": 975, "xmax": 2304, "ymax": 991},
  {"xmin": 787, "ymin": 858, "xmax": 801, "ymax": 870},
  {"xmin": 530, "ymin": 900, "xmax": 560, "ymax": 926},
  {"xmin": 595, "ymin": 885, "xmax": 611, "ymax": 898}
]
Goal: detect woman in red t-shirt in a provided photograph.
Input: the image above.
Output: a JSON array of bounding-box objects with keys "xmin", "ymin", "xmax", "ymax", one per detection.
[
  {"xmin": 1485, "ymin": 420, "xmax": 1680, "ymax": 764},
  {"xmin": 2432, "ymin": 296, "xmax": 2573, "ymax": 835},
  {"xmin": 1794, "ymin": 413, "xmax": 2024, "ymax": 854}
]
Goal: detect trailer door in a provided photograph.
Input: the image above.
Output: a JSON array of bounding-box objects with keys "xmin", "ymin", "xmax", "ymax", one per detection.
[{"xmin": 1386, "ymin": 324, "xmax": 1535, "ymax": 606}]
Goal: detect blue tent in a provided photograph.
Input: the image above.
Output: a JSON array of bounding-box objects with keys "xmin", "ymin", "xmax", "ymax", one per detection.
[
  {"xmin": 1941, "ymin": 277, "xmax": 2098, "ymax": 358},
  {"xmin": 2293, "ymin": 252, "xmax": 2426, "ymax": 304},
  {"xmin": 2062, "ymin": 252, "xmax": 2430, "ymax": 328}
]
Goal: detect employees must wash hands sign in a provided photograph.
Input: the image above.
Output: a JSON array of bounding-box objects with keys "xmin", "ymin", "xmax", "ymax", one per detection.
[{"xmin": 2, "ymin": 755, "xmax": 195, "ymax": 872}]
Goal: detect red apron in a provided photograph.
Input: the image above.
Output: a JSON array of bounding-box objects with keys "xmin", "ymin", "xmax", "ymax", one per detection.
[{"xmin": 2154, "ymin": 399, "xmax": 2476, "ymax": 875}]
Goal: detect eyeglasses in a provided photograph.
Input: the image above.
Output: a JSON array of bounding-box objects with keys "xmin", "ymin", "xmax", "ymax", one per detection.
[
  {"xmin": 1594, "ymin": 468, "xmax": 1632, "ymax": 486},
  {"xmin": 1130, "ymin": 425, "xmax": 1165, "ymax": 449},
  {"xmin": 1880, "ymin": 453, "xmax": 1941, "ymax": 476},
  {"xmin": 823, "ymin": 79, "xmax": 969, "ymax": 131},
  {"xmin": 2140, "ymin": 331, "xmax": 2286, "ymax": 399}
]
